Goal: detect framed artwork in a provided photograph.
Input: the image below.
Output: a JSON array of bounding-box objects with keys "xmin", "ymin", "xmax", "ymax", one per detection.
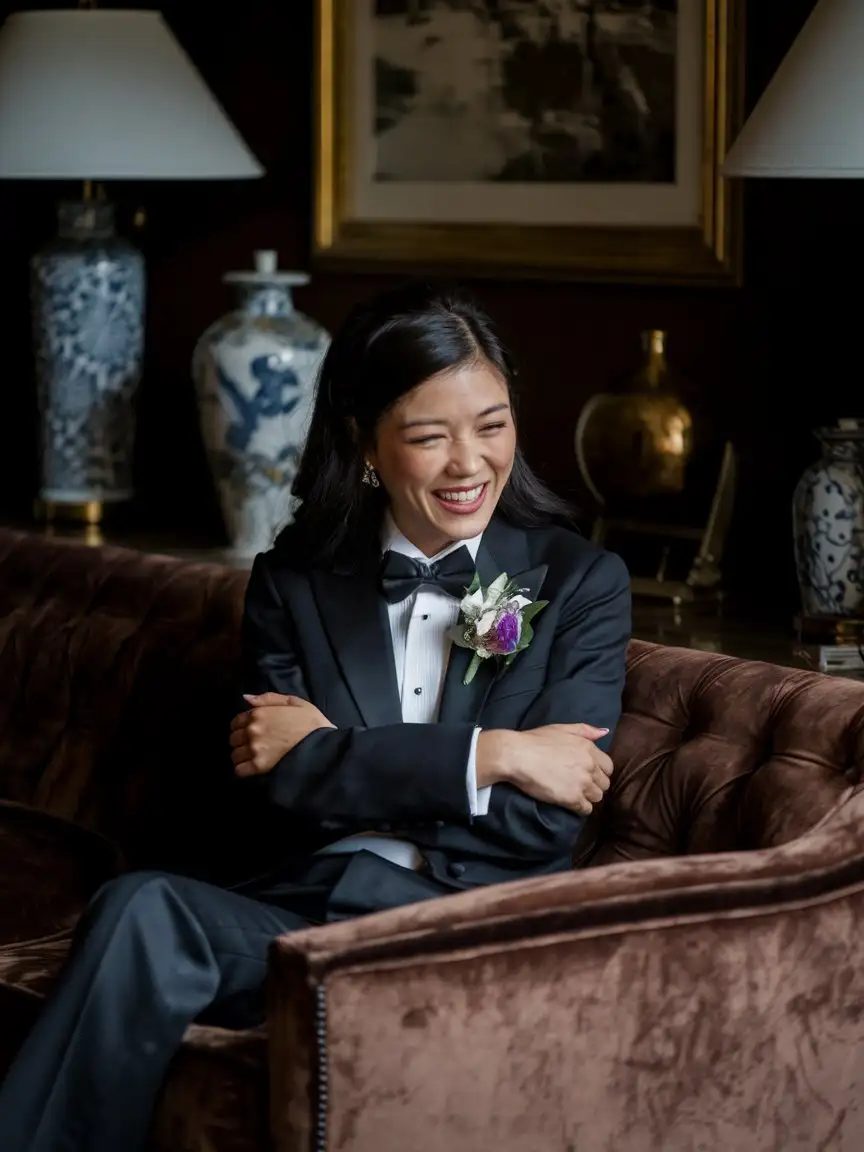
[{"xmin": 314, "ymin": 1, "xmax": 744, "ymax": 285}]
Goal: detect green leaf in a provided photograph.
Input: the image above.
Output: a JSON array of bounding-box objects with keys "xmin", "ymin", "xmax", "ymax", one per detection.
[
  {"xmin": 463, "ymin": 651, "xmax": 483, "ymax": 685},
  {"xmin": 467, "ymin": 571, "xmax": 481, "ymax": 595},
  {"xmin": 518, "ymin": 620, "xmax": 534, "ymax": 649},
  {"xmin": 520, "ymin": 599, "xmax": 549, "ymax": 626}
]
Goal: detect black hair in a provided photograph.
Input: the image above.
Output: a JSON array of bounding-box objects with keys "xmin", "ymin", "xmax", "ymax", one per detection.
[{"xmin": 286, "ymin": 279, "xmax": 574, "ymax": 565}]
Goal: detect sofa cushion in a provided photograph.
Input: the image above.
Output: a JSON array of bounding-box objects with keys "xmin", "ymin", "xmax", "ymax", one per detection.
[
  {"xmin": 0, "ymin": 799, "xmax": 120, "ymax": 947},
  {"xmin": 150, "ymin": 1025, "xmax": 269, "ymax": 1152}
]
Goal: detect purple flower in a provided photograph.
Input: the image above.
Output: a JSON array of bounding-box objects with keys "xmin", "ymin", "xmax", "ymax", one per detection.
[{"xmin": 487, "ymin": 610, "xmax": 521, "ymax": 655}]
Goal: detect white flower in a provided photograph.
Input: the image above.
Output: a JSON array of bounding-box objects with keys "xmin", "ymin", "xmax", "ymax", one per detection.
[
  {"xmin": 475, "ymin": 610, "xmax": 497, "ymax": 636},
  {"xmin": 458, "ymin": 587, "xmax": 486, "ymax": 620}
]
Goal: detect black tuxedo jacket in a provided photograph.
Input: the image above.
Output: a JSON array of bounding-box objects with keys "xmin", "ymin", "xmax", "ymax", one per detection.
[{"xmin": 239, "ymin": 516, "xmax": 630, "ymax": 916}]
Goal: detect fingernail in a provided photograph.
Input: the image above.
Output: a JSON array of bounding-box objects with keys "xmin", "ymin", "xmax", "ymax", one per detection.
[
  {"xmin": 243, "ymin": 694, "xmax": 257, "ymax": 702},
  {"xmin": 598, "ymin": 728, "xmax": 610, "ymax": 734}
]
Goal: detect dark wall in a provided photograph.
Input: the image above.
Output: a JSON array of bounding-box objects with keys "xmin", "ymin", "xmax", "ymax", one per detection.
[{"xmin": 0, "ymin": 0, "xmax": 854, "ymax": 621}]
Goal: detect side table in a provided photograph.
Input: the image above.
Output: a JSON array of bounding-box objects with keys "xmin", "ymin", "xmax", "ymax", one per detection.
[{"xmin": 631, "ymin": 602, "xmax": 861, "ymax": 679}]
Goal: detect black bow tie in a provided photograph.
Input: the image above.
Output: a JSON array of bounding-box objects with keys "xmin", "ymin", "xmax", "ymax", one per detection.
[{"xmin": 379, "ymin": 547, "xmax": 476, "ymax": 604}]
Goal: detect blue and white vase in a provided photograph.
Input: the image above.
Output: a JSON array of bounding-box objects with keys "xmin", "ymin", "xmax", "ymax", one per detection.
[
  {"xmin": 30, "ymin": 200, "xmax": 145, "ymax": 508},
  {"xmin": 192, "ymin": 251, "xmax": 330, "ymax": 557},
  {"xmin": 793, "ymin": 424, "xmax": 864, "ymax": 617}
]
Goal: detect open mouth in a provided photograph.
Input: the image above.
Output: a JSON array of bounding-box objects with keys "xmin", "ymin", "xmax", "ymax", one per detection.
[{"xmin": 432, "ymin": 482, "xmax": 489, "ymax": 515}]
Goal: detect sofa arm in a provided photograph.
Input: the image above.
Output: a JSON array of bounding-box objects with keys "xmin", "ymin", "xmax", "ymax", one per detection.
[
  {"xmin": 0, "ymin": 800, "xmax": 121, "ymax": 947},
  {"xmin": 267, "ymin": 784, "xmax": 864, "ymax": 1152}
]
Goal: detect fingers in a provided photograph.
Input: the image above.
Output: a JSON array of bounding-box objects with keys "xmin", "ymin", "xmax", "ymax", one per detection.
[
  {"xmin": 584, "ymin": 780, "xmax": 604, "ymax": 804},
  {"xmin": 563, "ymin": 723, "xmax": 611, "ymax": 741},
  {"xmin": 231, "ymin": 738, "xmax": 275, "ymax": 777},
  {"xmin": 231, "ymin": 699, "xmax": 329, "ymax": 779},
  {"xmin": 590, "ymin": 763, "xmax": 611, "ymax": 793},
  {"xmin": 231, "ymin": 744, "xmax": 254, "ymax": 770},
  {"xmin": 592, "ymin": 748, "xmax": 614, "ymax": 779},
  {"xmin": 234, "ymin": 759, "xmax": 266, "ymax": 778},
  {"xmin": 243, "ymin": 692, "xmax": 299, "ymax": 707}
]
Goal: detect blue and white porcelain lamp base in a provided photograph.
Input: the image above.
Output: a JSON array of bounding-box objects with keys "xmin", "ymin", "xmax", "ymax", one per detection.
[{"xmin": 30, "ymin": 199, "xmax": 145, "ymax": 524}]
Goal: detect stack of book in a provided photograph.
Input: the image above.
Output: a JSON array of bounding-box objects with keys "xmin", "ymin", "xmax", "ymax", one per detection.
[{"xmin": 794, "ymin": 615, "xmax": 864, "ymax": 677}]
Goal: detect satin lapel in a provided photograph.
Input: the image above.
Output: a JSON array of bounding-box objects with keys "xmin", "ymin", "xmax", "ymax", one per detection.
[
  {"xmin": 438, "ymin": 520, "xmax": 549, "ymax": 726},
  {"xmin": 310, "ymin": 568, "xmax": 403, "ymax": 728}
]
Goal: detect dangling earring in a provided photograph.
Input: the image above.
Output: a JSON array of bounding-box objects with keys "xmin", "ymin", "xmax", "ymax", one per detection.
[{"xmin": 362, "ymin": 461, "xmax": 380, "ymax": 488}]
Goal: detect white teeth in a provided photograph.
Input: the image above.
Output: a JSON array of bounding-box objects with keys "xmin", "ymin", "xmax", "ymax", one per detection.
[{"xmin": 436, "ymin": 485, "xmax": 484, "ymax": 503}]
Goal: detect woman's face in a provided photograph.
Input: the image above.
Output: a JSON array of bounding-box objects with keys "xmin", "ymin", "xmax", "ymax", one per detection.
[{"xmin": 367, "ymin": 359, "xmax": 517, "ymax": 556}]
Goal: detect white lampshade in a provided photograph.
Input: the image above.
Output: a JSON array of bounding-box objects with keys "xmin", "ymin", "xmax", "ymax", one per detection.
[
  {"xmin": 723, "ymin": 0, "xmax": 864, "ymax": 178},
  {"xmin": 0, "ymin": 10, "xmax": 263, "ymax": 180}
]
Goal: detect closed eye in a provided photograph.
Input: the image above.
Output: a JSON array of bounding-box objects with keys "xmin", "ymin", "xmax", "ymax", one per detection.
[{"xmin": 407, "ymin": 421, "xmax": 508, "ymax": 445}]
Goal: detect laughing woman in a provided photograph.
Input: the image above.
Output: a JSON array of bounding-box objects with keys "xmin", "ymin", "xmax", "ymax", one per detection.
[{"xmin": 0, "ymin": 281, "xmax": 631, "ymax": 1151}]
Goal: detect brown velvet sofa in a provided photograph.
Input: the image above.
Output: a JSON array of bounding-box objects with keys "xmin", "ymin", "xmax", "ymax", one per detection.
[{"xmin": 1, "ymin": 526, "xmax": 863, "ymax": 1152}]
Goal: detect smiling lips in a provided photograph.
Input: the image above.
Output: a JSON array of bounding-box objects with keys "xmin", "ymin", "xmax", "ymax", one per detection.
[{"xmin": 432, "ymin": 482, "xmax": 488, "ymax": 515}]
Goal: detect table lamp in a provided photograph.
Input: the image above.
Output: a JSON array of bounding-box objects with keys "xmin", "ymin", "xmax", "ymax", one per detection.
[
  {"xmin": 723, "ymin": 0, "xmax": 864, "ymax": 178},
  {"xmin": 0, "ymin": 8, "xmax": 263, "ymax": 527}
]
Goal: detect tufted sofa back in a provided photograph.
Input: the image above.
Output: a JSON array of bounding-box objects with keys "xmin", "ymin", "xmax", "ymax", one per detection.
[
  {"xmin": 1, "ymin": 529, "xmax": 862, "ymax": 880},
  {"xmin": 587, "ymin": 639, "xmax": 864, "ymax": 866},
  {"xmin": 0, "ymin": 529, "xmax": 271, "ymax": 883}
]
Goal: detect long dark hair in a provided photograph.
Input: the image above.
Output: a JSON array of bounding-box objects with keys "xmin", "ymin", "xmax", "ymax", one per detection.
[{"xmin": 286, "ymin": 280, "xmax": 573, "ymax": 565}]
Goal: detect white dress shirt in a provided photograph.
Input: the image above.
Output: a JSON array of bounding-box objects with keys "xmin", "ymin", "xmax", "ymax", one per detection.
[{"xmin": 315, "ymin": 514, "xmax": 491, "ymax": 870}]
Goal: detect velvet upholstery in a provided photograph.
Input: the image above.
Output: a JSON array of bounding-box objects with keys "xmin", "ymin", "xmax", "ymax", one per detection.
[{"xmin": 0, "ymin": 527, "xmax": 862, "ymax": 1150}]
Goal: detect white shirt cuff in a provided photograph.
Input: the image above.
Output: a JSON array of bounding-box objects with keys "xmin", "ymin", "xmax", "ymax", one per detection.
[{"xmin": 466, "ymin": 726, "xmax": 492, "ymax": 817}]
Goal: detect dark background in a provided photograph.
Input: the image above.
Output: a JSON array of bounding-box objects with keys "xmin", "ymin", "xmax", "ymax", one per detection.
[{"xmin": 0, "ymin": 0, "xmax": 855, "ymax": 623}]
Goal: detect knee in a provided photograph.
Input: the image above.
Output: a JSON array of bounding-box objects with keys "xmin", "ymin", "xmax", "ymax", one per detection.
[{"xmin": 85, "ymin": 870, "xmax": 176, "ymax": 922}]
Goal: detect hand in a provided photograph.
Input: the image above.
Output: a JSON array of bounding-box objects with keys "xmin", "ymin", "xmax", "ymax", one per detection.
[
  {"xmin": 230, "ymin": 693, "xmax": 335, "ymax": 778},
  {"xmin": 480, "ymin": 724, "xmax": 613, "ymax": 815}
]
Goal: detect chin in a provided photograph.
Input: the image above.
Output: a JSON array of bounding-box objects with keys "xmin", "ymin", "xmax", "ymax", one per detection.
[{"xmin": 443, "ymin": 507, "xmax": 492, "ymax": 532}]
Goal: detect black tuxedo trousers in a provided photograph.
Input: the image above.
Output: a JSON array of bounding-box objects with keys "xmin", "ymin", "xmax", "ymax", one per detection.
[{"xmin": 0, "ymin": 852, "xmax": 453, "ymax": 1152}]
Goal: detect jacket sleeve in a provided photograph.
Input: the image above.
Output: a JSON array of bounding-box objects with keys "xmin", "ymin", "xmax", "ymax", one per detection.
[
  {"xmin": 468, "ymin": 550, "xmax": 631, "ymax": 863},
  {"xmin": 240, "ymin": 556, "xmax": 476, "ymax": 826}
]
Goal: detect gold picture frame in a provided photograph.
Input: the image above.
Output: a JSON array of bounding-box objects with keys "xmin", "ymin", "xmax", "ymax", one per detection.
[{"xmin": 314, "ymin": 1, "xmax": 744, "ymax": 286}]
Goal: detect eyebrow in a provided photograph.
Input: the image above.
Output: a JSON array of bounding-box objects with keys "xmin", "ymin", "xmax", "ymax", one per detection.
[{"xmin": 399, "ymin": 403, "xmax": 510, "ymax": 430}]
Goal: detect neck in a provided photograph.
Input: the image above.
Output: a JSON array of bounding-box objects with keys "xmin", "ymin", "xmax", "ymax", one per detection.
[{"xmin": 388, "ymin": 512, "xmax": 454, "ymax": 558}]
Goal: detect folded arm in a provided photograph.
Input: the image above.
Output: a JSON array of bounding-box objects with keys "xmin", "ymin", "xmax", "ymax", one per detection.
[
  {"xmin": 238, "ymin": 551, "xmax": 630, "ymax": 854},
  {"xmin": 239, "ymin": 556, "xmax": 479, "ymax": 825}
]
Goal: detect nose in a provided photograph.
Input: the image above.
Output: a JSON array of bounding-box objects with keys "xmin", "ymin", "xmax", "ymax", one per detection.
[{"xmin": 445, "ymin": 437, "xmax": 483, "ymax": 479}]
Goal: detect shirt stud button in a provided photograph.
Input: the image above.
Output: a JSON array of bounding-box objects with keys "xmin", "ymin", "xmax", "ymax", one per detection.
[
  {"xmin": 422, "ymin": 614, "xmax": 429, "ymax": 621},
  {"xmin": 414, "ymin": 687, "xmax": 423, "ymax": 696}
]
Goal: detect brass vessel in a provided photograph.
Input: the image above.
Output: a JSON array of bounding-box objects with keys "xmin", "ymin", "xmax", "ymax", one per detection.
[
  {"xmin": 575, "ymin": 330, "xmax": 694, "ymax": 505},
  {"xmin": 575, "ymin": 330, "xmax": 736, "ymax": 607}
]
